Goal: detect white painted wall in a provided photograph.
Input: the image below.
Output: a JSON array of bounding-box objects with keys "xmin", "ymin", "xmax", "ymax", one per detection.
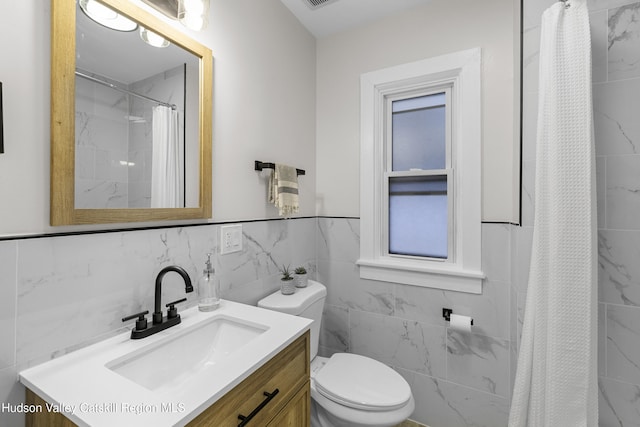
[
  {"xmin": 208, "ymin": 0, "xmax": 317, "ymax": 222},
  {"xmin": 0, "ymin": 0, "xmax": 316, "ymax": 236},
  {"xmin": 315, "ymin": 0, "xmax": 518, "ymax": 222},
  {"xmin": 0, "ymin": 0, "xmax": 518, "ymax": 234}
]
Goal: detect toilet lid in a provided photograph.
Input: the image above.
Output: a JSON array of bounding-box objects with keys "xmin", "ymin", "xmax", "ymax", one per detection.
[{"xmin": 314, "ymin": 353, "xmax": 411, "ymax": 411}]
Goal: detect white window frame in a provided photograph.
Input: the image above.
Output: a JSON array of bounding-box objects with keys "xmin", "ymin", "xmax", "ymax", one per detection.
[
  {"xmin": 384, "ymin": 87, "xmax": 453, "ymax": 261},
  {"xmin": 358, "ymin": 48, "xmax": 484, "ymax": 294}
]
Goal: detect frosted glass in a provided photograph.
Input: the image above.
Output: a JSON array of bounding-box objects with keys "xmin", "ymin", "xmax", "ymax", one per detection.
[
  {"xmin": 392, "ymin": 93, "xmax": 446, "ymax": 171},
  {"xmin": 389, "ymin": 176, "xmax": 448, "ymax": 259}
]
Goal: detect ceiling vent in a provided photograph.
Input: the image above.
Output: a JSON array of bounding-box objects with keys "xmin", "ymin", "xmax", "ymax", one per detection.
[{"xmin": 303, "ymin": 0, "xmax": 340, "ymax": 10}]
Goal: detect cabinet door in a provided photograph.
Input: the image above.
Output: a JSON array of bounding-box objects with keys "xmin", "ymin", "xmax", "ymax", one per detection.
[
  {"xmin": 267, "ymin": 381, "xmax": 310, "ymax": 427},
  {"xmin": 188, "ymin": 332, "xmax": 310, "ymax": 427}
]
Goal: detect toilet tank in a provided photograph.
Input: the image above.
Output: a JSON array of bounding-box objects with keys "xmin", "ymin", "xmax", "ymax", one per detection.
[{"xmin": 257, "ymin": 280, "xmax": 327, "ymax": 360}]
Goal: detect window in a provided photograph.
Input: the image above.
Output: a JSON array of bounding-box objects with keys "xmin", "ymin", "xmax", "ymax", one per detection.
[
  {"xmin": 358, "ymin": 48, "xmax": 484, "ymax": 294},
  {"xmin": 388, "ymin": 90, "xmax": 451, "ymax": 260}
]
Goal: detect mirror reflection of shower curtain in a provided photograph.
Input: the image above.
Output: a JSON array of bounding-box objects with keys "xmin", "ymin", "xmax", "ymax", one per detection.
[{"xmin": 151, "ymin": 105, "xmax": 182, "ymax": 208}]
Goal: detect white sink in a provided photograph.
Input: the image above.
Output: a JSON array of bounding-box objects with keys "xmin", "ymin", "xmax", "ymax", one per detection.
[
  {"xmin": 106, "ymin": 315, "xmax": 268, "ymax": 393},
  {"xmin": 19, "ymin": 300, "xmax": 312, "ymax": 427}
]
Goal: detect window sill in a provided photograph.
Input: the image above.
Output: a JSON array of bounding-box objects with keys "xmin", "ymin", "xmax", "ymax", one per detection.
[{"xmin": 356, "ymin": 257, "xmax": 484, "ymax": 294}]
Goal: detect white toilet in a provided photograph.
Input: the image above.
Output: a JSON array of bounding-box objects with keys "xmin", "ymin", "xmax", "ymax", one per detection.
[{"xmin": 258, "ymin": 280, "xmax": 415, "ymax": 427}]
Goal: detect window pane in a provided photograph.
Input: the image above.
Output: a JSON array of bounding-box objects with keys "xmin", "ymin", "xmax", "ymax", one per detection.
[
  {"xmin": 392, "ymin": 93, "xmax": 446, "ymax": 171},
  {"xmin": 392, "ymin": 93, "xmax": 445, "ymax": 112},
  {"xmin": 389, "ymin": 176, "xmax": 447, "ymax": 259}
]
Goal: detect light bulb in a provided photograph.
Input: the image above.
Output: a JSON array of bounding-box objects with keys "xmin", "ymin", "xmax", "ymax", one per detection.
[
  {"xmin": 79, "ymin": 0, "xmax": 138, "ymax": 32},
  {"xmin": 139, "ymin": 27, "xmax": 170, "ymax": 48},
  {"xmin": 86, "ymin": 1, "xmax": 118, "ymax": 20},
  {"xmin": 178, "ymin": 0, "xmax": 209, "ymax": 30},
  {"xmin": 183, "ymin": 0, "xmax": 205, "ymax": 15},
  {"xmin": 181, "ymin": 12, "xmax": 204, "ymax": 31}
]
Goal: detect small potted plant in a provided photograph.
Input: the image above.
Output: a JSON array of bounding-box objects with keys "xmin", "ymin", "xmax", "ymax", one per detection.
[
  {"xmin": 280, "ymin": 265, "xmax": 295, "ymax": 295},
  {"xmin": 294, "ymin": 266, "xmax": 308, "ymax": 288}
]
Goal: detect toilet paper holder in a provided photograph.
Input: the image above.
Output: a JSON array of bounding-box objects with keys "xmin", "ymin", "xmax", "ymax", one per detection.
[{"xmin": 442, "ymin": 308, "xmax": 474, "ymax": 325}]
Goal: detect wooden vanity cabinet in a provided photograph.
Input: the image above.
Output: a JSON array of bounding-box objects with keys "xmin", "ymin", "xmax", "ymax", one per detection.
[
  {"xmin": 187, "ymin": 331, "xmax": 310, "ymax": 427},
  {"xmin": 26, "ymin": 331, "xmax": 310, "ymax": 427}
]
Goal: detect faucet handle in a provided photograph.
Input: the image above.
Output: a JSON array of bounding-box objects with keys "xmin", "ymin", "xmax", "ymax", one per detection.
[
  {"xmin": 166, "ymin": 298, "xmax": 187, "ymax": 319},
  {"xmin": 122, "ymin": 310, "xmax": 149, "ymax": 331}
]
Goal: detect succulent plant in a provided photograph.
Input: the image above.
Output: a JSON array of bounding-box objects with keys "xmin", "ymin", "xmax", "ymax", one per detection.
[{"xmin": 281, "ymin": 264, "xmax": 293, "ymax": 281}]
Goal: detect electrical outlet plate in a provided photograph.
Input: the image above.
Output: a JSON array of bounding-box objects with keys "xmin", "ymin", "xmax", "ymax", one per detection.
[{"xmin": 220, "ymin": 224, "xmax": 242, "ymax": 255}]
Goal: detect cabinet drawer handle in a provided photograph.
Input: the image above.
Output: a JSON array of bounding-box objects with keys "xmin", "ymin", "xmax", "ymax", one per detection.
[{"xmin": 237, "ymin": 388, "xmax": 279, "ymax": 427}]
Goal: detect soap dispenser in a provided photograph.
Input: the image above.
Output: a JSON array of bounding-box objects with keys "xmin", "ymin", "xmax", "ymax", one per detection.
[{"xmin": 198, "ymin": 253, "xmax": 220, "ymax": 311}]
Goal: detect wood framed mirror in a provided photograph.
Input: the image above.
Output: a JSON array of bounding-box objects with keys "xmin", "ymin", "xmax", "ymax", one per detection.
[{"xmin": 50, "ymin": 0, "xmax": 212, "ymax": 225}]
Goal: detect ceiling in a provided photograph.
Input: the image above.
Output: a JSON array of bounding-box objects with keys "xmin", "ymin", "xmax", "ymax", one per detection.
[{"xmin": 279, "ymin": 0, "xmax": 434, "ymax": 38}]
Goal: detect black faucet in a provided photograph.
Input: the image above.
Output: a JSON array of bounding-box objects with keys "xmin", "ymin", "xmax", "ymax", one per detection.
[
  {"xmin": 153, "ymin": 265, "xmax": 193, "ymax": 324},
  {"xmin": 122, "ymin": 265, "xmax": 194, "ymax": 339}
]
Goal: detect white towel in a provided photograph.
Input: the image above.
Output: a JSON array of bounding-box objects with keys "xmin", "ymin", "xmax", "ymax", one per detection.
[
  {"xmin": 509, "ymin": 1, "xmax": 598, "ymax": 426},
  {"xmin": 268, "ymin": 164, "xmax": 299, "ymax": 217}
]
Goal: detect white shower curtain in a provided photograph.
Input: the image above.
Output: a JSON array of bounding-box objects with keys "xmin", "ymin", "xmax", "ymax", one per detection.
[
  {"xmin": 509, "ymin": 1, "xmax": 597, "ymax": 426},
  {"xmin": 151, "ymin": 105, "xmax": 182, "ymax": 208}
]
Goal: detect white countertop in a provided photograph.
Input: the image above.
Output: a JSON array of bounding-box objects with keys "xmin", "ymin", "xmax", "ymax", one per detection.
[{"xmin": 19, "ymin": 300, "xmax": 312, "ymax": 427}]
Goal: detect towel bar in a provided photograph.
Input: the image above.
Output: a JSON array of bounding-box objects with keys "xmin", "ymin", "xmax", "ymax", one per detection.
[{"xmin": 255, "ymin": 160, "xmax": 305, "ymax": 176}]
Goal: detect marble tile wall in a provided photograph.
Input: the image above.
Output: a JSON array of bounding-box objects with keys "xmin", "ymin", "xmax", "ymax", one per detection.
[
  {"xmin": 316, "ymin": 218, "xmax": 513, "ymax": 427},
  {"xmin": 0, "ymin": 218, "xmax": 317, "ymax": 427},
  {"xmin": 75, "ymin": 75, "xmax": 131, "ymax": 209},
  {"xmin": 1, "ymin": 216, "xmax": 516, "ymax": 427},
  {"xmin": 520, "ymin": 0, "xmax": 640, "ymax": 425}
]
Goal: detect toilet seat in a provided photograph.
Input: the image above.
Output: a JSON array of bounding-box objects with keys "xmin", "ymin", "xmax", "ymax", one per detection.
[{"xmin": 314, "ymin": 353, "xmax": 412, "ymax": 412}]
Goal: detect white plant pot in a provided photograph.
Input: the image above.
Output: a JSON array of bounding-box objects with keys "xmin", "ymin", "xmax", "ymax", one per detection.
[
  {"xmin": 294, "ymin": 273, "xmax": 308, "ymax": 288},
  {"xmin": 281, "ymin": 279, "xmax": 296, "ymax": 295}
]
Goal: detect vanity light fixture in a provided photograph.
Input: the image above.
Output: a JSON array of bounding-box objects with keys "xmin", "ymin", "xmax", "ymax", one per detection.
[
  {"xmin": 78, "ymin": 0, "xmax": 138, "ymax": 32},
  {"xmin": 139, "ymin": 26, "xmax": 170, "ymax": 48},
  {"xmin": 142, "ymin": 0, "xmax": 210, "ymax": 31}
]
